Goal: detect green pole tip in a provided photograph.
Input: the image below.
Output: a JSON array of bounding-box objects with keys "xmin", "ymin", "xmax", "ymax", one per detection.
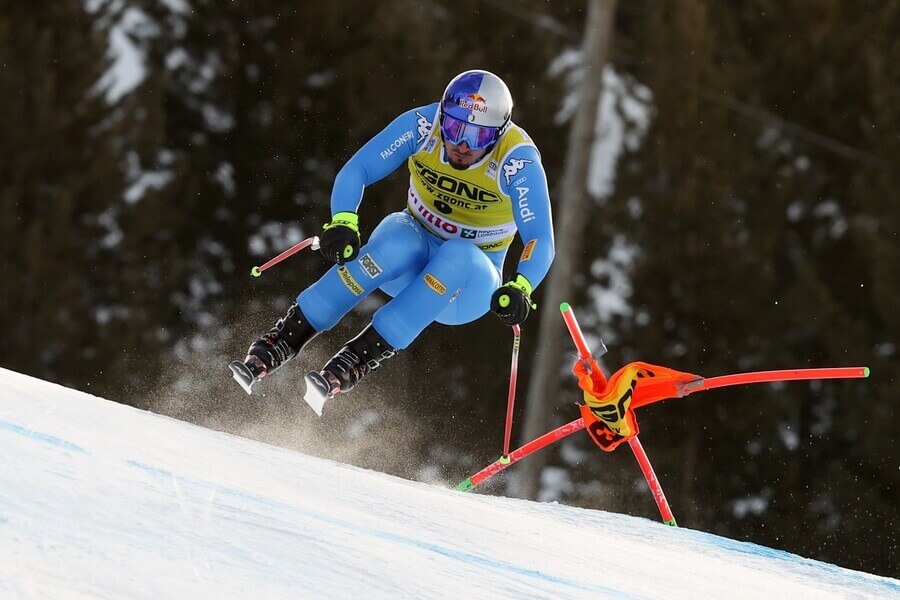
[
  {"xmin": 559, "ymin": 302, "xmax": 571, "ymax": 312},
  {"xmin": 499, "ymin": 455, "xmax": 511, "ymax": 465},
  {"xmin": 864, "ymin": 367, "xmax": 870, "ymax": 377},
  {"xmin": 251, "ymin": 266, "xmax": 261, "ymax": 278},
  {"xmin": 664, "ymin": 519, "xmax": 678, "ymax": 527},
  {"xmin": 455, "ymin": 478, "xmax": 475, "ymax": 492}
]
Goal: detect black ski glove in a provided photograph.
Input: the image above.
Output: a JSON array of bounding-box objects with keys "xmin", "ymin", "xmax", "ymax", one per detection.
[
  {"xmin": 490, "ymin": 274, "xmax": 537, "ymax": 326},
  {"xmin": 319, "ymin": 212, "xmax": 361, "ymax": 265}
]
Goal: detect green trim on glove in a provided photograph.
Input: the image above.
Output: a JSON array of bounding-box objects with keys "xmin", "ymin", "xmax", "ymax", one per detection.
[
  {"xmin": 319, "ymin": 211, "xmax": 361, "ymax": 265},
  {"xmin": 490, "ymin": 273, "xmax": 535, "ymax": 326},
  {"xmin": 506, "ymin": 273, "xmax": 536, "ymax": 309},
  {"xmin": 324, "ymin": 211, "xmax": 359, "ymax": 233}
]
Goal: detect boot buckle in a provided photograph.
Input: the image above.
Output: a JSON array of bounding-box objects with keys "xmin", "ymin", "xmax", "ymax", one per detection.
[{"xmin": 366, "ymin": 349, "xmax": 395, "ymax": 371}]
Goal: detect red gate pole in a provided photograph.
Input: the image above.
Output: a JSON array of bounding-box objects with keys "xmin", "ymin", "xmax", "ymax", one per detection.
[
  {"xmin": 560, "ymin": 302, "xmax": 678, "ymax": 526},
  {"xmin": 456, "ymin": 418, "xmax": 586, "ymax": 491}
]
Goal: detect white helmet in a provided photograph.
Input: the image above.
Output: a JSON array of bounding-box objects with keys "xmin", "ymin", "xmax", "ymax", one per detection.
[{"xmin": 439, "ymin": 70, "xmax": 513, "ymax": 150}]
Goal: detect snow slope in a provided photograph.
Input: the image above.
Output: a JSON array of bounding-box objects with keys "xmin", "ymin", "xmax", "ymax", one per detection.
[{"xmin": 0, "ymin": 367, "xmax": 897, "ymax": 599}]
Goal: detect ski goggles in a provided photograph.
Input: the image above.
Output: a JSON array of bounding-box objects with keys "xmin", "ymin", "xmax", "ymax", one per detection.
[{"xmin": 440, "ymin": 113, "xmax": 501, "ymax": 150}]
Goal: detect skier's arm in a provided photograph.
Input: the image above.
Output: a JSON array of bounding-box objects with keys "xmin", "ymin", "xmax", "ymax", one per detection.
[
  {"xmin": 330, "ymin": 104, "xmax": 437, "ymax": 215},
  {"xmin": 500, "ymin": 145, "xmax": 555, "ymax": 290}
]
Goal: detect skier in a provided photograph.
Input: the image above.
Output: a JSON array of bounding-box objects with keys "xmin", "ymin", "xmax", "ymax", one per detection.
[{"xmin": 229, "ymin": 69, "xmax": 555, "ymax": 413}]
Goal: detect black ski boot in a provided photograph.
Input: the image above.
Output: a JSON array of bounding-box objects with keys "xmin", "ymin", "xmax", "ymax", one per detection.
[
  {"xmin": 302, "ymin": 324, "xmax": 395, "ymax": 414},
  {"xmin": 229, "ymin": 304, "xmax": 317, "ymax": 394}
]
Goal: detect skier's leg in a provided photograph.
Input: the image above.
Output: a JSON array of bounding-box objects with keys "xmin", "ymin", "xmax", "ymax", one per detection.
[
  {"xmin": 433, "ymin": 251, "xmax": 504, "ymax": 327},
  {"xmin": 373, "ymin": 238, "xmax": 501, "ymax": 349},
  {"xmin": 304, "ymin": 323, "xmax": 397, "ymax": 405},
  {"xmin": 296, "ymin": 212, "xmax": 430, "ymax": 331},
  {"xmin": 304, "ymin": 239, "xmax": 499, "ymax": 405},
  {"xmin": 371, "ymin": 239, "xmax": 500, "ymax": 350},
  {"xmin": 229, "ymin": 301, "xmax": 320, "ymax": 393},
  {"xmin": 232, "ymin": 212, "xmax": 429, "ymax": 393}
]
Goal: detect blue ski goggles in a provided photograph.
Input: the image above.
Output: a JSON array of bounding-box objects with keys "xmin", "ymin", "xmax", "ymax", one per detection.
[{"xmin": 440, "ymin": 113, "xmax": 501, "ymax": 150}]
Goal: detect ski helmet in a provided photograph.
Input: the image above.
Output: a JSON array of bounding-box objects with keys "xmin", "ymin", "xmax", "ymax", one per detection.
[{"xmin": 440, "ymin": 70, "xmax": 513, "ymax": 150}]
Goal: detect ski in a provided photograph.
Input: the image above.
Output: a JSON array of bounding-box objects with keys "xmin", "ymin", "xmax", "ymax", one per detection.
[
  {"xmin": 229, "ymin": 360, "xmax": 256, "ymax": 395},
  {"xmin": 302, "ymin": 371, "xmax": 332, "ymax": 416}
]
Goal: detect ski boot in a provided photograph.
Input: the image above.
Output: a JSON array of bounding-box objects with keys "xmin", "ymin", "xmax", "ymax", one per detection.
[
  {"xmin": 302, "ymin": 324, "xmax": 395, "ymax": 415},
  {"xmin": 229, "ymin": 304, "xmax": 317, "ymax": 394}
]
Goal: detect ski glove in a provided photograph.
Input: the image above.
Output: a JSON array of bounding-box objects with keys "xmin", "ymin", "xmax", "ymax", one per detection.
[
  {"xmin": 319, "ymin": 212, "xmax": 361, "ymax": 265},
  {"xmin": 490, "ymin": 273, "xmax": 537, "ymax": 326}
]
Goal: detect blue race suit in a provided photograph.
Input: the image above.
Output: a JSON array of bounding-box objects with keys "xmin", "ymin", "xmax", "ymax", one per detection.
[{"xmin": 297, "ymin": 102, "xmax": 555, "ymax": 349}]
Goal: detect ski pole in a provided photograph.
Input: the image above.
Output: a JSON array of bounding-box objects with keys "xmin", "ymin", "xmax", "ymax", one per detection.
[
  {"xmin": 251, "ymin": 236, "xmax": 320, "ymax": 277},
  {"xmin": 560, "ymin": 302, "xmax": 678, "ymax": 526},
  {"xmin": 501, "ymin": 325, "xmax": 522, "ymax": 461}
]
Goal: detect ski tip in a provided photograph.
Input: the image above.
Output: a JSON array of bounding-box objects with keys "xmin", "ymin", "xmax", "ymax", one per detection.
[
  {"xmin": 863, "ymin": 367, "xmax": 870, "ymax": 378},
  {"xmin": 302, "ymin": 371, "xmax": 330, "ymax": 416},
  {"xmin": 228, "ymin": 361, "xmax": 255, "ymax": 395},
  {"xmin": 559, "ymin": 301, "xmax": 571, "ymax": 313}
]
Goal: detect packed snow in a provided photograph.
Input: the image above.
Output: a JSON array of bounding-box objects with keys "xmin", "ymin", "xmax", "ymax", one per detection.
[{"xmin": 0, "ymin": 367, "xmax": 896, "ymax": 599}]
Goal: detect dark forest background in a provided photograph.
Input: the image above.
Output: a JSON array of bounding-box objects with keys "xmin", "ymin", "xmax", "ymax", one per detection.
[{"xmin": 1, "ymin": 0, "xmax": 897, "ymax": 578}]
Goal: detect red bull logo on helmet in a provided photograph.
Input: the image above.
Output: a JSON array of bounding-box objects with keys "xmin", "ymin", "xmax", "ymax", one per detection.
[{"xmin": 458, "ymin": 93, "xmax": 489, "ymax": 114}]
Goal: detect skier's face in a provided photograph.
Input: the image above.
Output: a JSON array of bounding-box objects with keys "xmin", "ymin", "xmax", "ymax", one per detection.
[{"xmin": 443, "ymin": 138, "xmax": 488, "ymax": 170}]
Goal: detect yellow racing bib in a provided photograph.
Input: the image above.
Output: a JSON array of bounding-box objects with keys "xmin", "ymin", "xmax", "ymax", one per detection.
[{"xmin": 407, "ymin": 110, "xmax": 536, "ymax": 252}]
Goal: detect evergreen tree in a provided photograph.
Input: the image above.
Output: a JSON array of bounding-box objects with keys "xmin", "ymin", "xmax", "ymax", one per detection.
[{"xmin": 0, "ymin": 1, "xmax": 127, "ymax": 388}]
